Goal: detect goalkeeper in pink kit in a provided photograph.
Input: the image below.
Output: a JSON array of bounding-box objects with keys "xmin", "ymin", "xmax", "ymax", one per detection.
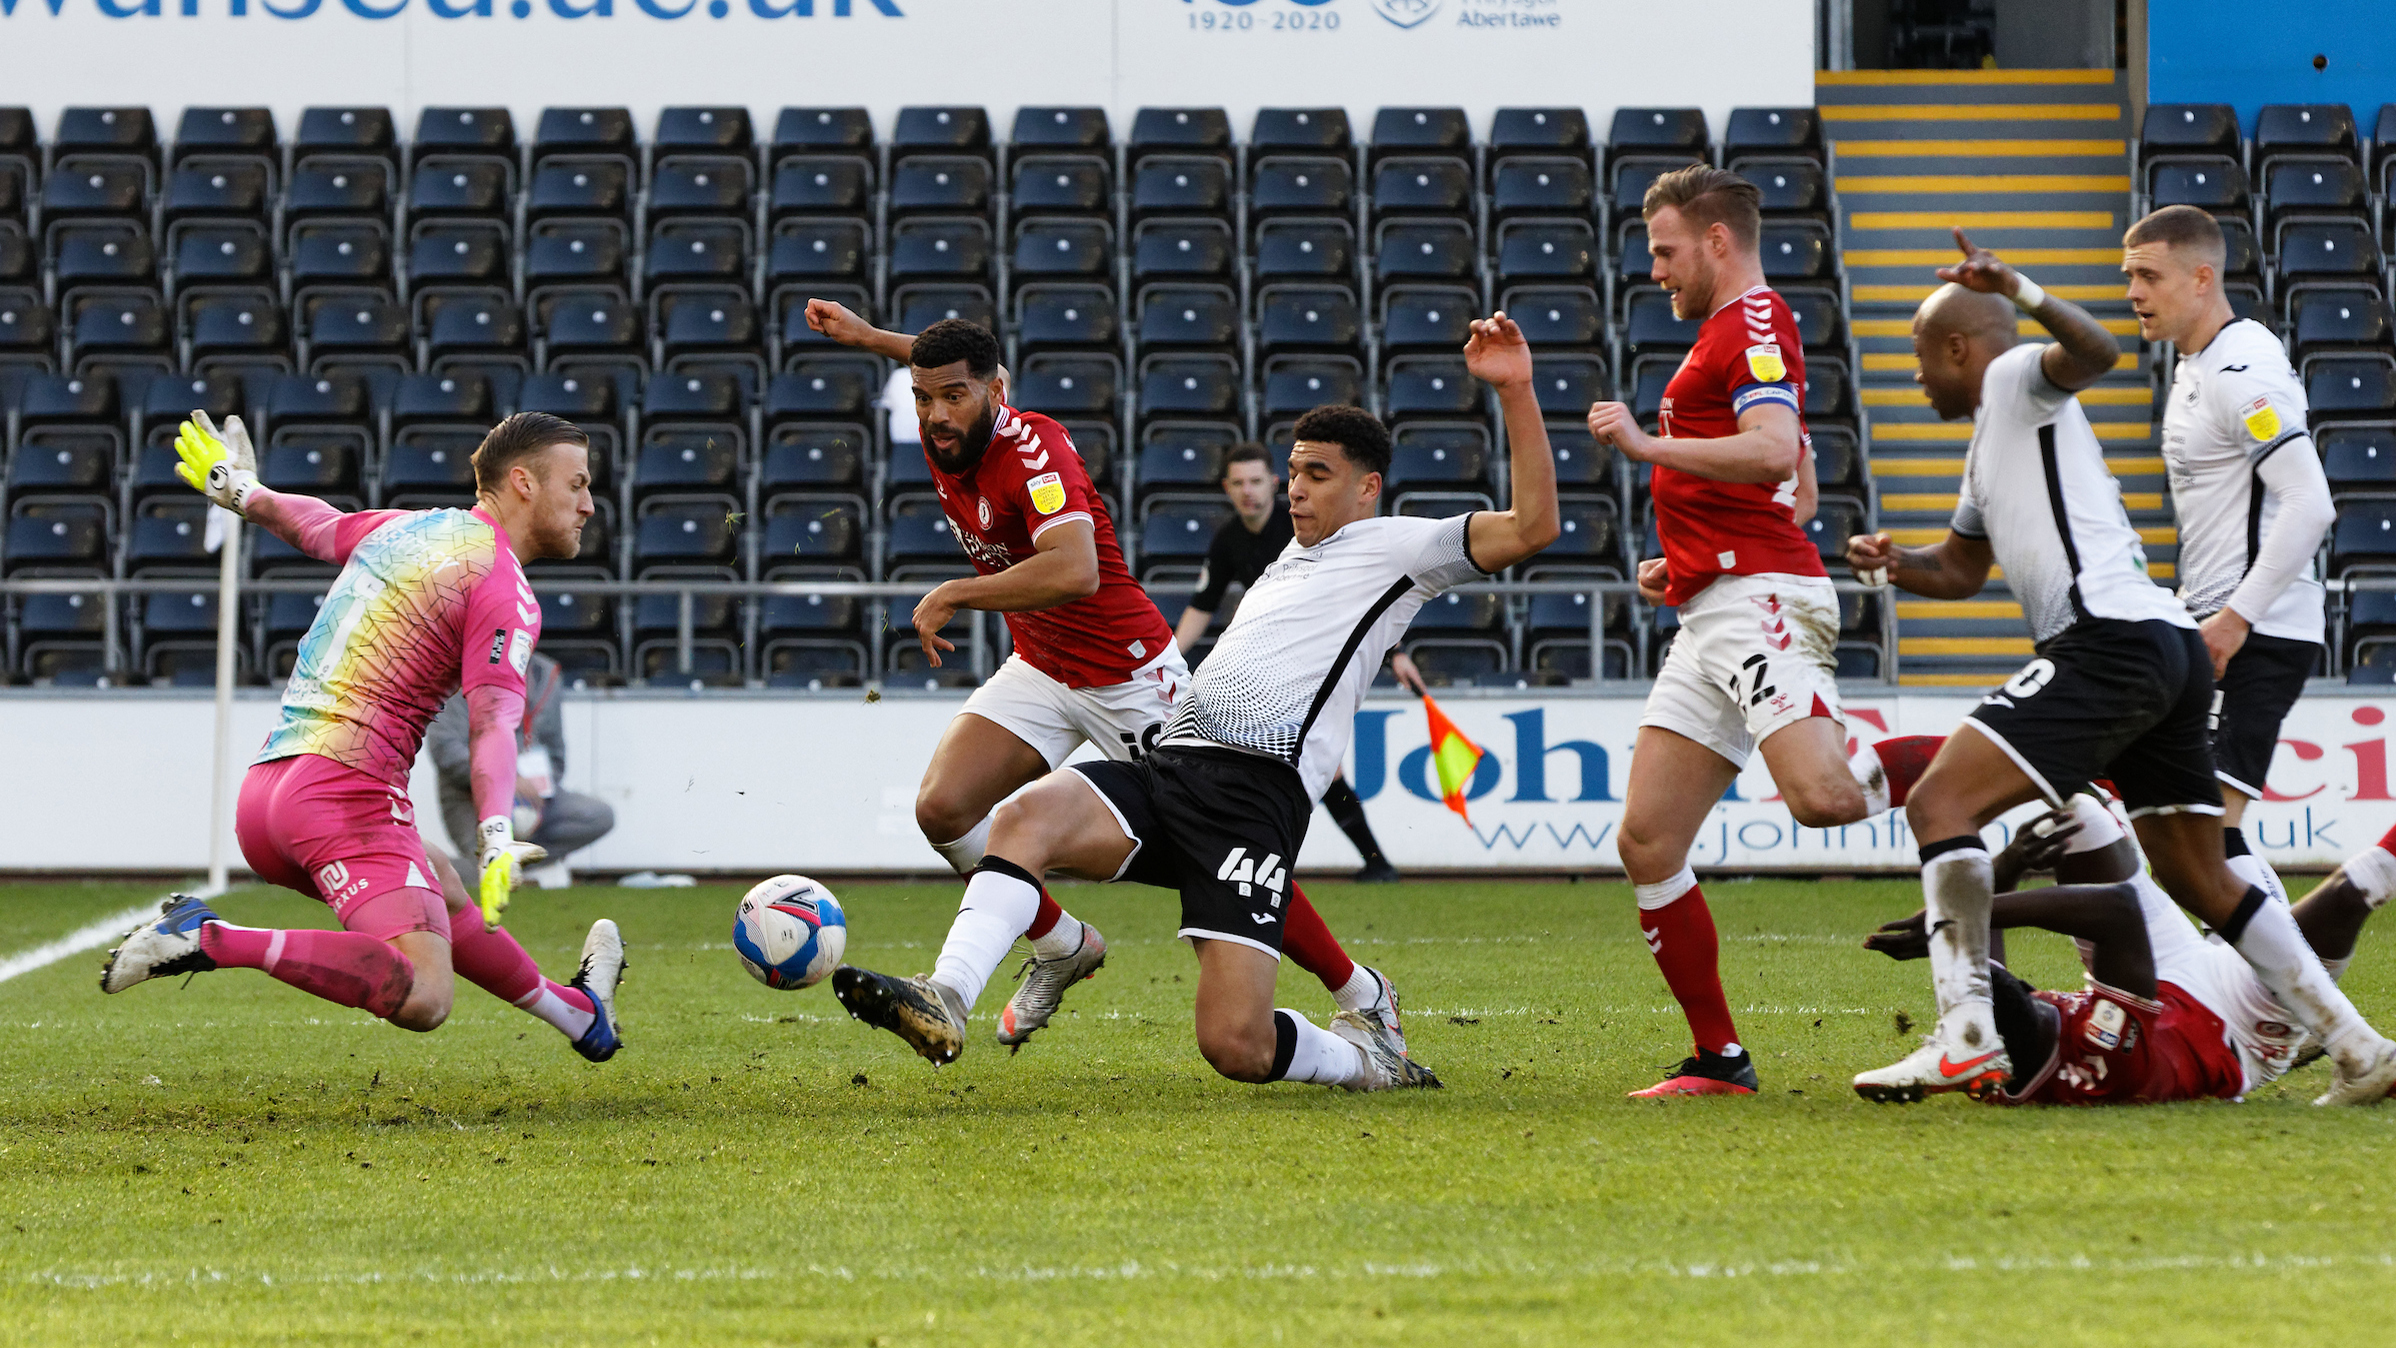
[{"xmin": 100, "ymin": 411, "xmax": 626, "ymax": 1061}]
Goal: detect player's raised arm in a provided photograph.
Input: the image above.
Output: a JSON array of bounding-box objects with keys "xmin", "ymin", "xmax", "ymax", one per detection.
[
  {"xmin": 176, "ymin": 412, "xmax": 385, "ymax": 565},
  {"xmin": 1937, "ymin": 228, "xmax": 2118, "ymax": 392},
  {"xmin": 1462, "ymin": 312, "xmax": 1561, "ymax": 571},
  {"xmin": 804, "ymin": 297, "xmax": 918, "ymax": 363}
]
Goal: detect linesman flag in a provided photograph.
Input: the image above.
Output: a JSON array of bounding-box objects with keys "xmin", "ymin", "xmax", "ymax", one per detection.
[{"xmin": 1423, "ymin": 693, "xmax": 1485, "ymax": 826}]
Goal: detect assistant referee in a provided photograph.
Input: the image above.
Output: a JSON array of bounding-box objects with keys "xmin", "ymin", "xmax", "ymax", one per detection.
[{"xmin": 1171, "ymin": 443, "xmax": 1411, "ymax": 884}]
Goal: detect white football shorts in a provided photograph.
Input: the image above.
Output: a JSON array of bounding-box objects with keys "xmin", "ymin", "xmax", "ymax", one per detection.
[
  {"xmin": 959, "ymin": 645, "xmax": 1191, "ymax": 769},
  {"xmin": 1640, "ymin": 572, "xmax": 1845, "ymax": 769}
]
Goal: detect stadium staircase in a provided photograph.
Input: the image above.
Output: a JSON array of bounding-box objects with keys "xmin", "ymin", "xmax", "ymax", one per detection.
[{"xmin": 1816, "ymin": 69, "xmax": 2167, "ymax": 685}]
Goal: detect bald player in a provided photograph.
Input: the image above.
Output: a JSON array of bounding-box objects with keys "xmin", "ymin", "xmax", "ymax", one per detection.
[{"xmin": 1844, "ymin": 231, "xmax": 2396, "ymax": 1105}]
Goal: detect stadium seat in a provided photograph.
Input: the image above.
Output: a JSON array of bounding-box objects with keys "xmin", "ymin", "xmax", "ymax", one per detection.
[
  {"xmin": 185, "ymin": 291, "xmax": 290, "ymax": 372},
  {"xmin": 2139, "ymin": 104, "xmax": 2239, "ymax": 160},
  {"xmin": 889, "ymin": 217, "xmax": 992, "ymax": 282},
  {"xmin": 1725, "ymin": 107, "xmax": 1824, "ymax": 163},
  {"xmin": 41, "ymin": 160, "xmax": 148, "ymax": 225},
  {"xmin": 1130, "ymin": 108, "xmax": 1233, "ymax": 161},
  {"xmin": 526, "ymin": 158, "xmax": 632, "ymax": 223},
  {"xmin": 1490, "ymin": 107, "xmax": 1592, "ymax": 156},
  {"xmin": 772, "ymin": 108, "xmax": 874, "ymax": 161},
  {"xmin": 650, "ymin": 156, "xmax": 753, "ymax": 219},
  {"xmin": 1011, "ymin": 107, "xmax": 1109, "ymax": 149},
  {"xmin": 1737, "ymin": 159, "xmax": 1829, "ymax": 217},
  {"xmin": 1260, "ymin": 355, "xmax": 1364, "ymax": 421},
  {"xmin": 2147, "ymin": 159, "xmax": 2247, "ymax": 213},
  {"xmin": 1534, "ymin": 355, "xmax": 1608, "ymax": 417},
  {"xmin": 1371, "ymin": 157, "xmax": 1473, "ymax": 218},
  {"xmin": 1137, "ymin": 353, "xmax": 1239, "ymax": 420},
  {"xmin": 1384, "ymin": 356, "xmax": 1479, "ymax": 422},
  {"xmin": 1012, "ymin": 154, "xmax": 1110, "ymax": 215},
  {"xmin": 2332, "ymin": 497, "xmax": 2396, "ymax": 574},
  {"xmin": 1379, "ymin": 285, "xmax": 1480, "ymax": 351},
  {"xmin": 1136, "ymin": 284, "xmax": 1239, "ymax": 350},
  {"xmin": 894, "ymin": 106, "xmax": 992, "ymax": 160},
  {"xmin": 2322, "ymin": 423, "xmax": 2396, "ymax": 490},
  {"xmin": 1256, "ymin": 284, "xmax": 1361, "ymax": 355},
  {"xmin": 1388, "ymin": 423, "xmax": 1489, "ymax": 490},
  {"xmin": 1490, "ymin": 157, "xmax": 1594, "ymax": 221},
  {"xmin": 890, "ymin": 284, "xmax": 994, "ymax": 336},
  {"xmin": 1760, "ymin": 221, "xmax": 1834, "ymax": 281},
  {"xmin": 2291, "ymin": 287, "xmax": 2393, "ymax": 363},
  {"xmin": 294, "ymin": 107, "xmax": 396, "ymax": 164},
  {"xmin": 646, "ymin": 219, "xmax": 748, "ymax": 289},
  {"xmin": 1132, "ymin": 156, "xmax": 1232, "ymax": 220},
  {"xmin": 1136, "ymin": 425, "xmax": 1229, "ymax": 494},
  {"xmin": 1015, "ymin": 283, "xmax": 1120, "ymax": 352},
  {"xmin": 1252, "ymin": 108, "xmax": 1351, "ymax": 154},
  {"xmin": 1545, "ymin": 497, "xmax": 1621, "ymax": 565},
  {"xmin": 2255, "ymin": 104, "xmax": 2360, "ymax": 165},
  {"xmin": 761, "ymin": 423, "xmax": 868, "ymax": 495},
  {"xmin": 1133, "ymin": 217, "xmax": 1234, "ymax": 282},
  {"xmin": 2264, "ymin": 158, "xmax": 2369, "ymax": 226},
  {"xmin": 1497, "ymin": 219, "xmax": 1597, "ymax": 286},
  {"xmin": 56, "ymin": 107, "xmax": 158, "ymax": 162},
  {"xmin": 767, "ymin": 219, "xmax": 869, "ymax": 291},
  {"xmin": 1370, "ymin": 108, "xmax": 1470, "ymax": 162},
  {"xmin": 1250, "ymin": 156, "xmax": 1353, "ymax": 218},
  {"xmin": 1374, "ymin": 219, "xmax": 1476, "ymax": 283},
  {"xmin": 531, "ymin": 107, "xmax": 635, "ymax": 168},
  {"xmin": 174, "ymin": 107, "xmax": 276, "ymax": 166},
  {"xmin": 1141, "ymin": 499, "xmax": 1231, "ymax": 564},
  {"xmin": 1018, "ymin": 354, "xmax": 1121, "ymax": 419},
  {"xmin": 1608, "ymin": 107, "xmax": 1707, "ymax": 166},
  {"xmin": 1012, "ymin": 217, "xmax": 1111, "ymax": 279},
  {"xmin": 1621, "ymin": 288, "xmax": 1699, "ymax": 359},
  {"xmin": 770, "ymin": 156, "xmax": 874, "ymax": 219},
  {"xmin": 160, "ymin": 161, "xmax": 270, "ymax": 224},
  {"xmin": 1547, "ymin": 422, "xmax": 1614, "ymax": 493},
  {"xmin": 764, "ymin": 494, "xmax": 865, "ymax": 564},
  {"xmin": 284, "ymin": 158, "xmax": 391, "ymax": 227},
  {"xmin": 1804, "ymin": 495, "xmax": 1867, "ymax": 561},
  {"xmin": 657, "ymin": 106, "xmax": 752, "ymax": 154},
  {"xmin": 412, "ymin": 107, "xmax": 514, "ymax": 168},
  {"xmin": 407, "ymin": 156, "xmax": 511, "ymax": 224},
  {"xmin": 1253, "ymin": 217, "xmax": 1356, "ymax": 281},
  {"xmin": 2306, "ymin": 355, "xmax": 2396, "ymax": 421}
]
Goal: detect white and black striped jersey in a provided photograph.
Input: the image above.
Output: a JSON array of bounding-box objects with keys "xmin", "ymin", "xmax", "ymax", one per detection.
[
  {"xmin": 2161, "ymin": 318, "xmax": 2327, "ymax": 643},
  {"xmin": 1952, "ymin": 344, "xmax": 2193, "ymax": 644},
  {"xmin": 1159, "ymin": 513, "xmax": 1491, "ymax": 799}
]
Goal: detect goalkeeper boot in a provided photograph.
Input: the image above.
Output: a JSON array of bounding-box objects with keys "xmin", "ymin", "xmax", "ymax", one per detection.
[
  {"xmin": 568, "ymin": 918, "xmax": 625, "ymax": 1064},
  {"xmin": 1853, "ymin": 1035, "xmax": 2009, "ymax": 1104},
  {"xmin": 100, "ymin": 895, "xmax": 220, "ymax": 994},
  {"xmin": 1629, "ymin": 1047, "xmax": 1759, "ymax": 1098},
  {"xmin": 833, "ymin": 967, "xmax": 968, "ymax": 1066},
  {"xmin": 1328, "ymin": 1011, "xmax": 1442, "ymax": 1091},
  {"xmin": 997, "ymin": 922, "xmax": 1107, "ymax": 1051}
]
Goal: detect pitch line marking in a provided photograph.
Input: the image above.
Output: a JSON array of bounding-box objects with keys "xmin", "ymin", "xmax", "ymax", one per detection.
[{"xmin": 0, "ymin": 886, "xmax": 226, "ymax": 988}]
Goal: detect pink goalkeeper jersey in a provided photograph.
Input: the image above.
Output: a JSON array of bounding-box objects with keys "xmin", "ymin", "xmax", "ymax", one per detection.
[{"xmin": 255, "ymin": 503, "xmax": 540, "ymax": 795}]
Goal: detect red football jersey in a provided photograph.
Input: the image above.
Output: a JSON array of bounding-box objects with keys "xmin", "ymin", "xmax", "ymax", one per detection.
[
  {"xmin": 2002, "ymin": 982, "xmax": 2246, "ymax": 1106},
  {"xmin": 1651, "ymin": 284, "xmax": 1825, "ymax": 606},
  {"xmin": 927, "ymin": 404, "xmax": 1172, "ymax": 688}
]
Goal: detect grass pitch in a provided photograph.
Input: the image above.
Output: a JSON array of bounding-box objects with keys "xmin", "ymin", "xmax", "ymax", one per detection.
[{"xmin": 3, "ymin": 874, "xmax": 2394, "ymax": 1346}]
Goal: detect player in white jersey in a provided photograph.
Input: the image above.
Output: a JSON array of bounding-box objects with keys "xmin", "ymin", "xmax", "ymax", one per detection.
[
  {"xmin": 1844, "ymin": 232, "xmax": 2396, "ymax": 1105},
  {"xmin": 832, "ymin": 314, "xmax": 1560, "ymax": 1092},
  {"xmin": 2126, "ymin": 205, "xmax": 2337, "ymax": 909}
]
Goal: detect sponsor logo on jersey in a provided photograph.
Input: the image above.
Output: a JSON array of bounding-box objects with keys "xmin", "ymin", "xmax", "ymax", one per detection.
[
  {"xmin": 509, "ymin": 628, "xmax": 533, "ymax": 675},
  {"xmin": 2085, "ymin": 997, "xmax": 2128, "ymax": 1051},
  {"xmin": 1745, "ymin": 343, "xmax": 1786, "ymax": 383},
  {"xmin": 1027, "ymin": 472, "xmax": 1067, "ymax": 515},
  {"xmin": 316, "ymin": 860, "xmax": 350, "ymax": 893},
  {"xmin": 2239, "ymin": 395, "xmax": 2281, "ymax": 442}
]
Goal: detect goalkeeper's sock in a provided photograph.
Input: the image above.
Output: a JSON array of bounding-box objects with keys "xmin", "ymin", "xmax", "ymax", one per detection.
[
  {"xmin": 450, "ymin": 918, "xmax": 595, "ymax": 1040},
  {"xmin": 199, "ymin": 923, "xmax": 414, "ymax": 1020},
  {"xmin": 1279, "ymin": 884, "xmax": 1358, "ymax": 992},
  {"xmin": 932, "ymin": 857, "xmax": 1041, "ymax": 1011}
]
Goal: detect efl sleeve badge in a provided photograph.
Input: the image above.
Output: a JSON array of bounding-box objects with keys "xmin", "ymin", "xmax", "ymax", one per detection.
[
  {"xmin": 1027, "ymin": 471, "xmax": 1067, "ymax": 515},
  {"xmin": 2239, "ymin": 394, "xmax": 2282, "ymax": 442},
  {"xmin": 1744, "ymin": 343, "xmax": 1787, "ymax": 384}
]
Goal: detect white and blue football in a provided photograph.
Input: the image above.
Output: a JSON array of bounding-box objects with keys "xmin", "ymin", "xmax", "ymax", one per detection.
[{"xmin": 733, "ymin": 874, "xmax": 847, "ymax": 990}]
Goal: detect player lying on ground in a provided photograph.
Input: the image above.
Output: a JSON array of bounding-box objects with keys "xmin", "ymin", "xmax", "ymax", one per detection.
[
  {"xmin": 1865, "ymin": 794, "xmax": 2376, "ymax": 1104},
  {"xmin": 2125, "ymin": 205, "xmax": 2336, "ymax": 910},
  {"xmin": 832, "ymin": 313, "xmax": 1559, "ymax": 1091},
  {"xmin": 1581, "ymin": 164, "xmax": 1943, "ymax": 1097},
  {"xmin": 99, "ymin": 412, "xmax": 625, "ymax": 1060},
  {"xmin": 802, "ymin": 303, "xmax": 1411, "ymax": 1052},
  {"xmin": 1844, "ymin": 233, "xmax": 2396, "ymax": 1105}
]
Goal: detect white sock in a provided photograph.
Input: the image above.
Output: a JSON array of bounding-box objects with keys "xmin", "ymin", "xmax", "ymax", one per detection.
[
  {"xmin": 1849, "ymin": 746, "xmax": 1891, "ymax": 817},
  {"xmin": 1922, "ymin": 844, "xmax": 1997, "ymax": 1051},
  {"xmin": 1273, "ymin": 1009, "xmax": 1366, "ymax": 1086},
  {"xmin": 2326, "ymin": 956, "xmax": 2353, "ymax": 981},
  {"xmin": 2225, "ymin": 850, "xmax": 2289, "ymax": 908},
  {"xmin": 515, "ymin": 983, "xmax": 596, "ymax": 1041},
  {"xmin": 931, "ymin": 862, "xmax": 1041, "ymax": 1011},
  {"xmin": 2228, "ymin": 896, "xmax": 2386, "ymax": 1074},
  {"xmin": 1634, "ymin": 865, "xmax": 1697, "ymax": 911},
  {"xmin": 930, "ymin": 817, "xmax": 992, "ymax": 876},
  {"xmin": 2344, "ymin": 846, "xmax": 2396, "ymax": 908},
  {"xmin": 2061, "ymin": 793, "xmax": 2126, "ymax": 852},
  {"xmin": 1029, "ymin": 913, "xmax": 1085, "ymax": 961},
  {"xmin": 1331, "ymin": 965, "xmax": 1380, "ymax": 1014}
]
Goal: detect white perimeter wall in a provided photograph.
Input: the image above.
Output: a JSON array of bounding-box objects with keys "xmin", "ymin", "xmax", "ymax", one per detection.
[
  {"xmin": 0, "ymin": 0, "xmax": 1813, "ymax": 142},
  {"xmin": 4, "ymin": 691, "xmax": 2391, "ymax": 875}
]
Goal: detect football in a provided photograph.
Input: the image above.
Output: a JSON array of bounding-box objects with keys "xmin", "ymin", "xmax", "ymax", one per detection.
[{"xmin": 732, "ymin": 875, "xmax": 848, "ymax": 990}]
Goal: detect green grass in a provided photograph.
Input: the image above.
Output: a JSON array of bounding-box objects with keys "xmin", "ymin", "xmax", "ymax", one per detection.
[{"xmin": 3, "ymin": 875, "xmax": 2395, "ymax": 1346}]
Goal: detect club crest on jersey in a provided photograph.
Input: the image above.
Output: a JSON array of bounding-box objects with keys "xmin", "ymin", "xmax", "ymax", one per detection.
[
  {"xmin": 1745, "ymin": 343, "xmax": 1786, "ymax": 383},
  {"xmin": 977, "ymin": 496, "xmax": 993, "ymax": 529},
  {"xmin": 2240, "ymin": 395, "xmax": 2281, "ymax": 442},
  {"xmin": 1027, "ymin": 472, "xmax": 1067, "ymax": 515}
]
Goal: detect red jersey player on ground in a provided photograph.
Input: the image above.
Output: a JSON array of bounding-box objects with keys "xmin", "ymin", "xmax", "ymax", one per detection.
[
  {"xmin": 801, "ymin": 304, "xmax": 1410, "ymax": 1055},
  {"xmin": 1866, "ymin": 795, "xmax": 2374, "ymax": 1105},
  {"xmin": 1584, "ymin": 166, "xmax": 1940, "ymax": 1097},
  {"xmin": 100, "ymin": 413, "xmax": 626, "ymax": 1062}
]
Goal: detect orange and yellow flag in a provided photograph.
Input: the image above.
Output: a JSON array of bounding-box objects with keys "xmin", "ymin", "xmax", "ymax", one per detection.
[{"xmin": 1422, "ymin": 693, "xmax": 1485, "ymax": 825}]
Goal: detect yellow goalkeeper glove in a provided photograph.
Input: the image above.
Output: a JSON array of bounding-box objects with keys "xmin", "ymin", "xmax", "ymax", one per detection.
[
  {"xmin": 173, "ymin": 411, "xmax": 261, "ymax": 512},
  {"xmin": 476, "ymin": 816, "xmax": 549, "ymax": 931}
]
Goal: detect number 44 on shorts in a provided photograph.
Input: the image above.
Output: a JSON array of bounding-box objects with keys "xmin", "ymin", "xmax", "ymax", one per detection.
[{"xmin": 1217, "ymin": 847, "xmax": 1288, "ymax": 906}]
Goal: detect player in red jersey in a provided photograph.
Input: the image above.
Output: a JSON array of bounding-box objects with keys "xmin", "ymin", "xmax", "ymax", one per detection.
[
  {"xmin": 802, "ymin": 304, "xmax": 1411, "ymax": 1053},
  {"xmin": 1584, "ymin": 166, "xmax": 1941, "ymax": 1097},
  {"xmin": 1865, "ymin": 794, "xmax": 2380, "ymax": 1104}
]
